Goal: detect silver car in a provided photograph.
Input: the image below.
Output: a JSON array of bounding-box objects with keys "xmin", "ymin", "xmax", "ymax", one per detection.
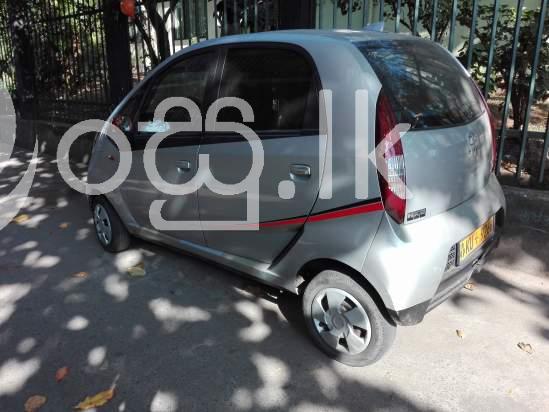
[{"xmin": 88, "ymin": 30, "xmax": 506, "ymax": 366}]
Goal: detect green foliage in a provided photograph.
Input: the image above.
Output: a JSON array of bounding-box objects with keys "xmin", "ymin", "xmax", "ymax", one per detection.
[
  {"xmin": 134, "ymin": 0, "xmax": 181, "ymax": 66},
  {"xmin": 0, "ymin": 5, "xmax": 16, "ymax": 95},
  {"xmin": 32, "ymin": 1, "xmax": 106, "ymax": 100},
  {"xmin": 461, "ymin": 5, "xmax": 548, "ymax": 129},
  {"xmin": 384, "ymin": 0, "xmax": 473, "ymax": 41},
  {"xmin": 5, "ymin": 0, "xmax": 107, "ymax": 102}
]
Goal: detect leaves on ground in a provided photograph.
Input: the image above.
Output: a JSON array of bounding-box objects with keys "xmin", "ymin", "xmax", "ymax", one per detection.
[
  {"xmin": 59, "ymin": 223, "xmax": 70, "ymax": 229},
  {"xmin": 463, "ymin": 282, "xmax": 475, "ymax": 291},
  {"xmin": 456, "ymin": 329, "xmax": 464, "ymax": 338},
  {"xmin": 127, "ymin": 262, "xmax": 146, "ymax": 277},
  {"xmin": 73, "ymin": 271, "xmax": 89, "ymax": 278},
  {"xmin": 12, "ymin": 214, "xmax": 30, "ymax": 224},
  {"xmin": 74, "ymin": 388, "xmax": 115, "ymax": 410},
  {"xmin": 24, "ymin": 395, "xmax": 47, "ymax": 412},
  {"xmin": 517, "ymin": 342, "xmax": 533, "ymax": 354},
  {"xmin": 55, "ymin": 366, "xmax": 69, "ymax": 382}
]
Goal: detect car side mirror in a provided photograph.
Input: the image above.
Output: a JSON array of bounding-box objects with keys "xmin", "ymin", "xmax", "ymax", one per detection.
[{"xmin": 112, "ymin": 114, "xmax": 134, "ymax": 133}]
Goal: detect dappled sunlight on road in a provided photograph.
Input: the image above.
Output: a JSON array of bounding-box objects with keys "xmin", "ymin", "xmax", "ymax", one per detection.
[
  {"xmin": 0, "ymin": 357, "xmax": 41, "ymax": 396},
  {"xmin": 0, "ymin": 148, "xmax": 548, "ymax": 410},
  {"xmin": 0, "ymin": 283, "xmax": 32, "ymax": 327}
]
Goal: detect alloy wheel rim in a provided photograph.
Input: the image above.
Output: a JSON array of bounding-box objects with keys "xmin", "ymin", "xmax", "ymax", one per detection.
[
  {"xmin": 311, "ymin": 288, "xmax": 372, "ymax": 355},
  {"xmin": 94, "ymin": 204, "xmax": 112, "ymax": 246}
]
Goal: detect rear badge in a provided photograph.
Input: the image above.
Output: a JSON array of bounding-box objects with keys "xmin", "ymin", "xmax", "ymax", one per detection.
[{"xmin": 407, "ymin": 208, "xmax": 426, "ymax": 222}]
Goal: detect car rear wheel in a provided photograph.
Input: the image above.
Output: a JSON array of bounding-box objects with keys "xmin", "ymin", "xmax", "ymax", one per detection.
[
  {"xmin": 92, "ymin": 197, "xmax": 131, "ymax": 253},
  {"xmin": 302, "ymin": 270, "xmax": 396, "ymax": 366}
]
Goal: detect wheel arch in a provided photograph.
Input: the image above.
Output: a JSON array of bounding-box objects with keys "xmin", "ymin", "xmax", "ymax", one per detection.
[{"xmin": 296, "ymin": 258, "xmax": 394, "ymax": 324}]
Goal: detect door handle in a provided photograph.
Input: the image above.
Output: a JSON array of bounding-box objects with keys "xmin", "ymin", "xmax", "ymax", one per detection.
[
  {"xmin": 290, "ymin": 164, "xmax": 311, "ymax": 179},
  {"xmin": 176, "ymin": 160, "xmax": 191, "ymax": 173}
]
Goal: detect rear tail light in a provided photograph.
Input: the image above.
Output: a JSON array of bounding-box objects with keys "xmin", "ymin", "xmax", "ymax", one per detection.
[
  {"xmin": 487, "ymin": 103, "xmax": 497, "ymax": 173},
  {"xmin": 376, "ymin": 91, "xmax": 406, "ymax": 224},
  {"xmin": 473, "ymin": 82, "xmax": 497, "ymax": 172}
]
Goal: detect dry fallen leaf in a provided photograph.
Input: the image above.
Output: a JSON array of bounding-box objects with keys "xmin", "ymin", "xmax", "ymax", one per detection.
[
  {"xmin": 24, "ymin": 395, "xmax": 47, "ymax": 412},
  {"xmin": 73, "ymin": 271, "xmax": 89, "ymax": 278},
  {"xmin": 517, "ymin": 342, "xmax": 533, "ymax": 354},
  {"xmin": 74, "ymin": 388, "xmax": 115, "ymax": 410},
  {"xmin": 12, "ymin": 214, "xmax": 30, "ymax": 224},
  {"xmin": 55, "ymin": 366, "xmax": 69, "ymax": 382},
  {"xmin": 456, "ymin": 329, "xmax": 464, "ymax": 338},
  {"xmin": 59, "ymin": 223, "xmax": 70, "ymax": 229},
  {"xmin": 463, "ymin": 282, "xmax": 475, "ymax": 291},
  {"xmin": 127, "ymin": 262, "xmax": 146, "ymax": 277}
]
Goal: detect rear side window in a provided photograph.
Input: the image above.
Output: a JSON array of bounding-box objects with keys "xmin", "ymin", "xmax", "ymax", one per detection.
[
  {"xmin": 356, "ymin": 40, "xmax": 484, "ymax": 129},
  {"xmin": 217, "ymin": 47, "xmax": 318, "ymax": 132}
]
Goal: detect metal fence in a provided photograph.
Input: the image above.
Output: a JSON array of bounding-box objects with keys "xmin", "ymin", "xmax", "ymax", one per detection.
[
  {"xmin": 128, "ymin": 0, "xmax": 279, "ymax": 83},
  {"xmin": 0, "ymin": 6, "xmax": 16, "ymax": 95},
  {"xmin": 317, "ymin": 0, "xmax": 548, "ymax": 185},
  {"xmin": 0, "ymin": 0, "xmax": 547, "ymax": 186},
  {"xmin": 24, "ymin": 0, "xmax": 112, "ymax": 123}
]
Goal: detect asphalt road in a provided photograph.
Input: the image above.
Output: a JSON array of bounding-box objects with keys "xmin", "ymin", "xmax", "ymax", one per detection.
[{"xmin": 1, "ymin": 149, "xmax": 548, "ymax": 411}]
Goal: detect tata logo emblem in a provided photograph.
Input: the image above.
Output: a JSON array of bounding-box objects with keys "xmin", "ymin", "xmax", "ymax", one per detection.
[{"xmin": 467, "ymin": 133, "xmax": 482, "ymax": 159}]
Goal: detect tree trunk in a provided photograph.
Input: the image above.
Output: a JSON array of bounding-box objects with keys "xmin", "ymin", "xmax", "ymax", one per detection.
[
  {"xmin": 511, "ymin": 86, "xmax": 521, "ymax": 130},
  {"xmin": 143, "ymin": 1, "xmax": 171, "ymax": 62}
]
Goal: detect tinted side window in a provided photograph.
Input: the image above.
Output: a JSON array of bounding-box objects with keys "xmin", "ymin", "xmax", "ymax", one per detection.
[
  {"xmin": 139, "ymin": 52, "xmax": 215, "ymax": 132},
  {"xmin": 357, "ymin": 40, "xmax": 484, "ymax": 129},
  {"xmin": 218, "ymin": 47, "xmax": 318, "ymax": 132}
]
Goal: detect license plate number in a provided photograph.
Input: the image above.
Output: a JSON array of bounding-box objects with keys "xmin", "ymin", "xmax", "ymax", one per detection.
[{"xmin": 458, "ymin": 216, "xmax": 495, "ymax": 263}]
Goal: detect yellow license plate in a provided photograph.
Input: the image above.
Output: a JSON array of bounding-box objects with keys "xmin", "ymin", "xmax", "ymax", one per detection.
[{"xmin": 458, "ymin": 217, "xmax": 495, "ymax": 263}]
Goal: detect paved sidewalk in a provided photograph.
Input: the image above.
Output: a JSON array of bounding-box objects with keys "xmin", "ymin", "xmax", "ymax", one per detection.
[{"xmin": 0, "ymin": 149, "xmax": 548, "ymax": 411}]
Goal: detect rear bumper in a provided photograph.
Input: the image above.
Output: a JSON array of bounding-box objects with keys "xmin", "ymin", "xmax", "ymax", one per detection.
[
  {"xmin": 362, "ymin": 174, "xmax": 506, "ymax": 324},
  {"xmin": 388, "ymin": 227, "xmax": 501, "ymax": 326}
]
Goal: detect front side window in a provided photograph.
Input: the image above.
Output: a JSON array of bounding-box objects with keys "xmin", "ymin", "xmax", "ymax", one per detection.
[
  {"xmin": 138, "ymin": 52, "xmax": 215, "ymax": 133},
  {"xmin": 217, "ymin": 47, "xmax": 318, "ymax": 132}
]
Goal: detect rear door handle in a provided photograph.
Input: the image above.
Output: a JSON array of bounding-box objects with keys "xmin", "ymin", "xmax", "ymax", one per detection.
[
  {"xmin": 290, "ymin": 164, "xmax": 311, "ymax": 179},
  {"xmin": 176, "ymin": 160, "xmax": 191, "ymax": 172}
]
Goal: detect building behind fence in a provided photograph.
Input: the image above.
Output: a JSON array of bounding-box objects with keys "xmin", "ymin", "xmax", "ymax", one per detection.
[{"xmin": 0, "ymin": 0, "xmax": 547, "ymax": 185}]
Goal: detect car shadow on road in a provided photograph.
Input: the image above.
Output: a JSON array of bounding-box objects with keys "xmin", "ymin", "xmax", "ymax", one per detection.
[{"xmin": 1, "ymin": 150, "xmax": 433, "ymax": 411}]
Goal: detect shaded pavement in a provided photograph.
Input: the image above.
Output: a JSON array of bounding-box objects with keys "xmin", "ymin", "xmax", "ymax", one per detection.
[{"xmin": 1, "ymin": 149, "xmax": 548, "ymax": 411}]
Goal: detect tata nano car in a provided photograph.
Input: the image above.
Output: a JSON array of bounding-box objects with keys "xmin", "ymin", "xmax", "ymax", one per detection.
[{"xmin": 88, "ymin": 30, "xmax": 505, "ymax": 366}]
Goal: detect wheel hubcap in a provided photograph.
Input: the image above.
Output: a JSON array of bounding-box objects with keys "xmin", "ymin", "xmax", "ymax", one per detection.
[
  {"xmin": 311, "ymin": 288, "xmax": 372, "ymax": 355},
  {"xmin": 94, "ymin": 204, "xmax": 112, "ymax": 246}
]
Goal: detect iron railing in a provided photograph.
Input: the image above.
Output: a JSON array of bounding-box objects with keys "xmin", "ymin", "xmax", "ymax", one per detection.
[
  {"xmin": 128, "ymin": 0, "xmax": 279, "ymax": 83},
  {"xmin": 317, "ymin": 0, "xmax": 548, "ymax": 186},
  {"xmin": 1, "ymin": 0, "xmax": 547, "ymax": 186},
  {"xmin": 0, "ymin": 6, "xmax": 16, "ymax": 95},
  {"xmin": 0, "ymin": 0, "xmax": 110, "ymax": 123},
  {"xmin": 21, "ymin": 0, "xmax": 111, "ymax": 122}
]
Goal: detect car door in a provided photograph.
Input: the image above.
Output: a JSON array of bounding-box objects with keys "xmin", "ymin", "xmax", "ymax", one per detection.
[
  {"xmin": 119, "ymin": 50, "xmax": 218, "ymax": 245},
  {"xmin": 198, "ymin": 45, "xmax": 323, "ymax": 263}
]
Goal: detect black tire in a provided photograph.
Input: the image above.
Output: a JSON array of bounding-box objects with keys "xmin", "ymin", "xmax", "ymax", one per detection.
[
  {"xmin": 302, "ymin": 270, "xmax": 396, "ymax": 366},
  {"xmin": 91, "ymin": 197, "xmax": 131, "ymax": 253}
]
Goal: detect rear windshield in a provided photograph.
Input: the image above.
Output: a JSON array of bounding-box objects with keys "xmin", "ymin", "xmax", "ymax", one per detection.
[{"xmin": 356, "ymin": 40, "xmax": 484, "ymax": 129}]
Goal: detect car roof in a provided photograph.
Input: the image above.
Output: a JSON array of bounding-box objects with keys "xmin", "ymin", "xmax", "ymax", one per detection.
[
  {"xmin": 149, "ymin": 29, "xmax": 423, "ymax": 79},
  {"xmin": 194, "ymin": 29, "xmax": 413, "ymax": 47}
]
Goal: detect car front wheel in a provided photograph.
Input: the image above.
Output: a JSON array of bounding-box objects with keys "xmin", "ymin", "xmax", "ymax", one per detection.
[{"xmin": 92, "ymin": 197, "xmax": 131, "ymax": 253}]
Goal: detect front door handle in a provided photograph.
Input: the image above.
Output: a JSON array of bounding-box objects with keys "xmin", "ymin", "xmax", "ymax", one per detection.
[
  {"xmin": 176, "ymin": 160, "xmax": 191, "ymax": 173},
  {"xmin": 290, "ymin": 164, "xmax": 311, "ymax": 179}
]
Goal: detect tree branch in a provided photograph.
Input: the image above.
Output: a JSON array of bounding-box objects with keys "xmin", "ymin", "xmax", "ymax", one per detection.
[
  {"xmin": 162, "ymin": 0, "xmax": 181, "ymax": 25},
  {"xmin": 134, "ymin": 14, "xmax": 160, "ymax": 67}
]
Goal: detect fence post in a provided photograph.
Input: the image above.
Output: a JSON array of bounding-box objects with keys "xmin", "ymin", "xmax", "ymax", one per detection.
[
  {"xmin": 6, "ymin": 0, "xmax": 34, "ymax": 119},
  {"xmin": 279, "ymin": 0, "xmax": 315, "ymax": 29},
  {"xmin": 103, "ymin": 0, "xmax": 132, "ymax": 107}
]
